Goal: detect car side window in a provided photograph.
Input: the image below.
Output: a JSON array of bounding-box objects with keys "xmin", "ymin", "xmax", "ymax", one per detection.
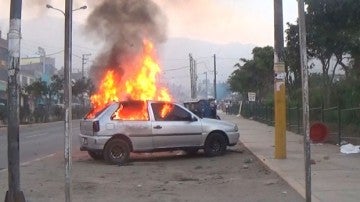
[
  {"xmin": 112, "ymin": 101, "xmax": 149, "ymax": 121},
  {"xmin": 151, "ymin": 103, "xmax": 191, "ymax": 121}
]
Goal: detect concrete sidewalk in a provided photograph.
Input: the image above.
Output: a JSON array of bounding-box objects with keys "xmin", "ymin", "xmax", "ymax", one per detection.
[{"xmin": 221, "ymin": 113, "xmax": 360, "ymax": 202}]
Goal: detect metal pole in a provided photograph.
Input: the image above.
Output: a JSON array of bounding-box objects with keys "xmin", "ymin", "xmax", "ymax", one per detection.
[
  {"xmin": 64, "ymin": 0, "xmax": 73, "ymax": 201},
  {"xmin": 213, "ymin": 54, "xmax": 217, "ymax": 100},
  {"xmin": 5, "ymin": 0, "xmax": 26, "ymax": 201},
  {"xmin": 81, "ymin": 53, "xmax": 91, "ymax": 78},
  {"xmin": 337, "ymin": 105, "xmax": 341, "ymax": 145},
  {"xmin": 194, "ymin": 60, "xmax": 197, "ymax": 98},
  {"xmin": 205, "ymin": 72, "xmax": 208, "ymax": 98},
  {"xmin": 298, "ymin": 0, "xmax": 311, "ymax": 201},
  {"xmin": 274, "ymin": 0, "xmax": 286, "ymax": 159},
  {"xmin": 189, "ymin": 54, "xmax": 194, "ymax": 99}
]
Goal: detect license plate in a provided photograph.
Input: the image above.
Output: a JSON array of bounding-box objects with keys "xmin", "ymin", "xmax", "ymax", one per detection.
[{"xmin": 82, "ymin": 137, "xmax": 88, "ymax": 145}]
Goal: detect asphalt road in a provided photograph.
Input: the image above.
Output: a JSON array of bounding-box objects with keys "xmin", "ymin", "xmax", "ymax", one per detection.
[{"xmin": 0, "ymin": 120, "xmax": 80, "ymax": 170}]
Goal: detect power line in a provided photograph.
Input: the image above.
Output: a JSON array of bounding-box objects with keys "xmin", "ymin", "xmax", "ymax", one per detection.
[
  {"xmin": 46, "ymin": 50, "xmax": 64, "ymax": 56},
  {"xmin": 163, "ymin": 65, "xmax": 189, "ymax": 72}
]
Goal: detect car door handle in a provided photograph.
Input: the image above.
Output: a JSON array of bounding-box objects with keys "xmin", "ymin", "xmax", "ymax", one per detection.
[{"xmin": 153, "ymin": 125, "xmax": 162, "ymax": 129}]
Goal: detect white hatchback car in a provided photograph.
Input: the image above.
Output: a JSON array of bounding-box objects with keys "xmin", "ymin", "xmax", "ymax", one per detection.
[{"xmin": 79, "ymin": 100, "xmax": 239, "ymax": 164}]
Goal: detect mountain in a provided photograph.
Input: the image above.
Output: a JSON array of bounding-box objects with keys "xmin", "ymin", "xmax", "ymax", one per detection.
[{"xmin": 1, "ymin": 17, "xmax": 256, "ymax": 100}]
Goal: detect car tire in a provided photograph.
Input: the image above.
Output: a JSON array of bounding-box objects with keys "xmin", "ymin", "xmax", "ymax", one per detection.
[
  {"xmin": 184, "ymin": 148, "xmax": 199, "ymax": 155},
  {"xmin": 103, "ymin": 139, "xmax": 130, "ymax": 165},
  {"xmin": 204, "ymin": 133, "xmax": 227, "ymax": 157},
  {"xmin": 87, "ymin": 151, "xmax": 103, "ymax": 160}
]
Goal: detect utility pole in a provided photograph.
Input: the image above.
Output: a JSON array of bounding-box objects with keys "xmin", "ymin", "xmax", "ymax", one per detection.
[
  {"xmin": 5, "ymin": 0, "xmax": 26, "ymax": 201},
  {"xmin": 213, "ymin": 54, "xmax": 217, "ymax": 100},
  {"xmin": 274, "ymin": 0, "xmax": 286, "ymax": 159},
  {"xmin": 81, "ymin": 53, "xmax": 91, "ymax": 78},
  {"xmin": 193, "ymin": 59, "xmax": 197, "ymax": 98},
  {"xmin": 189, "ymin": 54, "xmax": 194, "ymax": 99},
  {"xmin": 204, "ymin": 71, "xmax": 208, "ymax": 98},
  {"xmin": 298, "ymin": 0, "xmax": 311, "ymax": 201},
  {"xmin": 189, "ymin": 54, "xmax": 198, "ymax": 99},
  {"xmin": 64, "ymin": 0, "xmax": 73, "ymax": 201}
]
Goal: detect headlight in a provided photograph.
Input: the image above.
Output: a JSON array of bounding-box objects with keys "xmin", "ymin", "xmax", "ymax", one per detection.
[{"xmin": 234, "ymin": 124, "xmax": 238, "ymax": 132}]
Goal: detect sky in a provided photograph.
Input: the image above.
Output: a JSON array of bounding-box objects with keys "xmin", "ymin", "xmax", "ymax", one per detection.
[
  {"xmin": 0, "ymin": 0, "xmax": 298, "ymax": 45},
  {"xmin": 0, "ymin": 0, "xmax": 299, "ymax": 89}
]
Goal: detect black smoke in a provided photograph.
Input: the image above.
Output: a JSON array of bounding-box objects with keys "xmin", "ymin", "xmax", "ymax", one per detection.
[{"xmin": 85, "ymin": 0, "xmax": 167, "ymax": 86}]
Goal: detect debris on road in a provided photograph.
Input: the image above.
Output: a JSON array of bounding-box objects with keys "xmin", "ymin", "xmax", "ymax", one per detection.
[{"xmin": 340, "ymin": 143, "xmax": 360, "ymax": 154}]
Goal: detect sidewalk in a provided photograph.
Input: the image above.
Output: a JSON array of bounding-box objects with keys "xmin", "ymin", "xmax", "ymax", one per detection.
[{"xmin": 221, "ymin": 113, "xmax": 360, "ymax": 202}]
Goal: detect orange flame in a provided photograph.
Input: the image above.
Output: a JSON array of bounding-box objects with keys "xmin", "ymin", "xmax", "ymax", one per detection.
[
  {"xmin": 87, "ymin": 39, "xmax": 172, "ymax": 119},
  {"xmin": 160, "ymin": 103, "xmax": 173, "ymax": 118},
  {"xmin": 112, "ymin": 101, "xmax": 149, "ymax": 121}
]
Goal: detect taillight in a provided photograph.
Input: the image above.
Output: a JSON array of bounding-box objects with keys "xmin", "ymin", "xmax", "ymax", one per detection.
[{"xmin": 93, "ymin": 121, "xmax": 100, "ymax": 132}]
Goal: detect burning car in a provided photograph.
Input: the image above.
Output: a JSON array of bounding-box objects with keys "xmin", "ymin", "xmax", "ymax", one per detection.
[{"xmin": 79, "ymin": 100, "xmax": 239, "ymax": 164}]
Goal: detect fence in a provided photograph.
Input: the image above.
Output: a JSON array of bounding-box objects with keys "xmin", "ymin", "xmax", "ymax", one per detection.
[{"xmin": 241, "ymin": 102, "xmax": 360, "ymax": 145}]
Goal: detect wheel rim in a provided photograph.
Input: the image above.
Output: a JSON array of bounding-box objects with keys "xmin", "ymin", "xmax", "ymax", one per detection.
[
  {"xmin": 110, "ymin": 145, "xmax": 125, "ymax": 160},
  {"xmin": 210, "ymin": 139, "xmax": 221, "ymax": 153}
]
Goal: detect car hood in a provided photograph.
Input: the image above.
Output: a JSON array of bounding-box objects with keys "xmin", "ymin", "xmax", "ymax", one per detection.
[{"xmin": 200, "ymin": 118, "xmax": 237, "ymax": 131}]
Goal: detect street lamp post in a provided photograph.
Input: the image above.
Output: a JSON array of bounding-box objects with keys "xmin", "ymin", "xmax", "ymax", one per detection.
[
  {"xmin": 46, "ymin": 4, "xmax": 87, "ymax": 16},
  {"xmin": 46, "ymin": 3, "xmax": 86, "ymax": 202}
]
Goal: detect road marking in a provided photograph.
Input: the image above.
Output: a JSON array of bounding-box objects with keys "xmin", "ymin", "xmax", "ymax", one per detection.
[
  {"xmin": 0, "ymin": 153, "xmax": 57, "ymax": 174},
  {"xmin": 25, "ymin": 133, "xmax": 49, "ymax": 139}
]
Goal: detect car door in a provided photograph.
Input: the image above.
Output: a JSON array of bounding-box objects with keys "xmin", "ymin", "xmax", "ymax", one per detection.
[
  {"xmin": 111, "ymin": 101, "xmax": 153, "ymax": 150},
  {"xmin": 150, "ymin": 102, "xmax": 203, "ymax": 148}
]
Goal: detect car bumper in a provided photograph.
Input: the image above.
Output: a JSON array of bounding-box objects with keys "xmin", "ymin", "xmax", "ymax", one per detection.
[
  {"xmin": 227, "ymin": 131, "xmax": 240, "ymax": 146},
  {"xmin": 79, "ymin": 134, "xmax": 111, "ymax": 151}
]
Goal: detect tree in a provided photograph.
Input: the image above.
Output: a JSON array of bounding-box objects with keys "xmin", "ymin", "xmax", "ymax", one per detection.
[
  {"xmin": 285, "ymin": 0, "xmax": 360, "ymax": 106},
  {"xmin": 49, "ymin": 74, "xmax": 64, "ymax": 104},
  {"xmin": 284, "ymin": 23, "xmax": 302, "ymax": 105},
  {"xmin": 229, "ymin": 46, "xmax": 274, "ymax": 102},
  {"xmin": 24, "ymin": 75, "xmax": 64, "ymax": 122},
  {"xmin": 72, "ymin": 77, "xmax": 95, "ymax": 106}
]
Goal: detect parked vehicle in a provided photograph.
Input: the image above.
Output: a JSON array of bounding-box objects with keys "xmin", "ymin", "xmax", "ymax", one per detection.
[
  {"xmin": 79, "ymin": 100, "xmax": 239, "ymax": 164},
  {"xmin": 183, "ymin": 98, "xmax": 220, "ymax": 119}
]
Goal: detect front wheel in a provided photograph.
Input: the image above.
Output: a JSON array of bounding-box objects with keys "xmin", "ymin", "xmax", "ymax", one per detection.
[
  {"xmin": 204, "ymin": 133, "xmax": 227, "ymax": 157},
  {"xmin": 103, "ymin": 139, "xmax": 130, "ymax": 165}
]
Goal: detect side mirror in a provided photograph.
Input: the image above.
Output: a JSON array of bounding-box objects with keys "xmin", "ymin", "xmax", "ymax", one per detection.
[{"xmin": 190, "ymin": 115, "xmax": 198, "ymax": 122}]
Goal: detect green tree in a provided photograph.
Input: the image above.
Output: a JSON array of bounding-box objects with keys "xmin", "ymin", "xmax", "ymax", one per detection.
[
  {"xmin": 72, "ymin": 77, "xmax": 95, "ymax": 105},
  {"xmin": 49, "ymin": 74, "xmax": 64, "ymax": 104},
  {"xmin": 285, "ymin": 0, "xmax": 360, "ymax": 107},
  {"xmin": 229, "ymin": 46, "xmax": 274, "ymax": 102},
  {"xmin": 284, "ymin": 23, "xmax": 302, "ymax": 105},
  {"xmin": 24, "ymin": 75, "xmax": 64, "ymax": 122}
]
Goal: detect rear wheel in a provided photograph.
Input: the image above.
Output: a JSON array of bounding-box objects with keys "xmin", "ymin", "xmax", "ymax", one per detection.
[
  {"xmin": 103, "ymin": 139, "xmax": 130, "ymax": 165},
  {"xmin": 87, "ymin": 151, "xmax": 103, "ymax": 160},
  {"xmin": 204, "ymin": 133, "xmax": 227, "ymax": 157}
]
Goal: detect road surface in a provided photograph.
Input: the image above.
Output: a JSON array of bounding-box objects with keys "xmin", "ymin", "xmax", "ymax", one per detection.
[{"xmin": 0, "ymin": 120, "xmax": 80, "ymax": 170}]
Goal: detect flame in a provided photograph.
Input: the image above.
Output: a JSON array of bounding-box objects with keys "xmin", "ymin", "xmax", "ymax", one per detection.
[
  {"xmin": 113, "ymin": 101, "xmax": 149, "ymax": 121},
  {"xmin": 160, "ymin": 103, "xmax": 173, "ymax": 118},
  {"xmin": 87, "ymin": 39, "xmax": 172, "ymax": 119}
]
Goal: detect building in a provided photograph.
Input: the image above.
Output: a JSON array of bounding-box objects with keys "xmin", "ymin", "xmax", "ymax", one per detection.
[
  {"xmin": 0, "ymin": 30, "xmax": 57, "ymax": 104},
  {"xmin": 20, "ymin": 56, "xmax": 56, "ymax": 83}
]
